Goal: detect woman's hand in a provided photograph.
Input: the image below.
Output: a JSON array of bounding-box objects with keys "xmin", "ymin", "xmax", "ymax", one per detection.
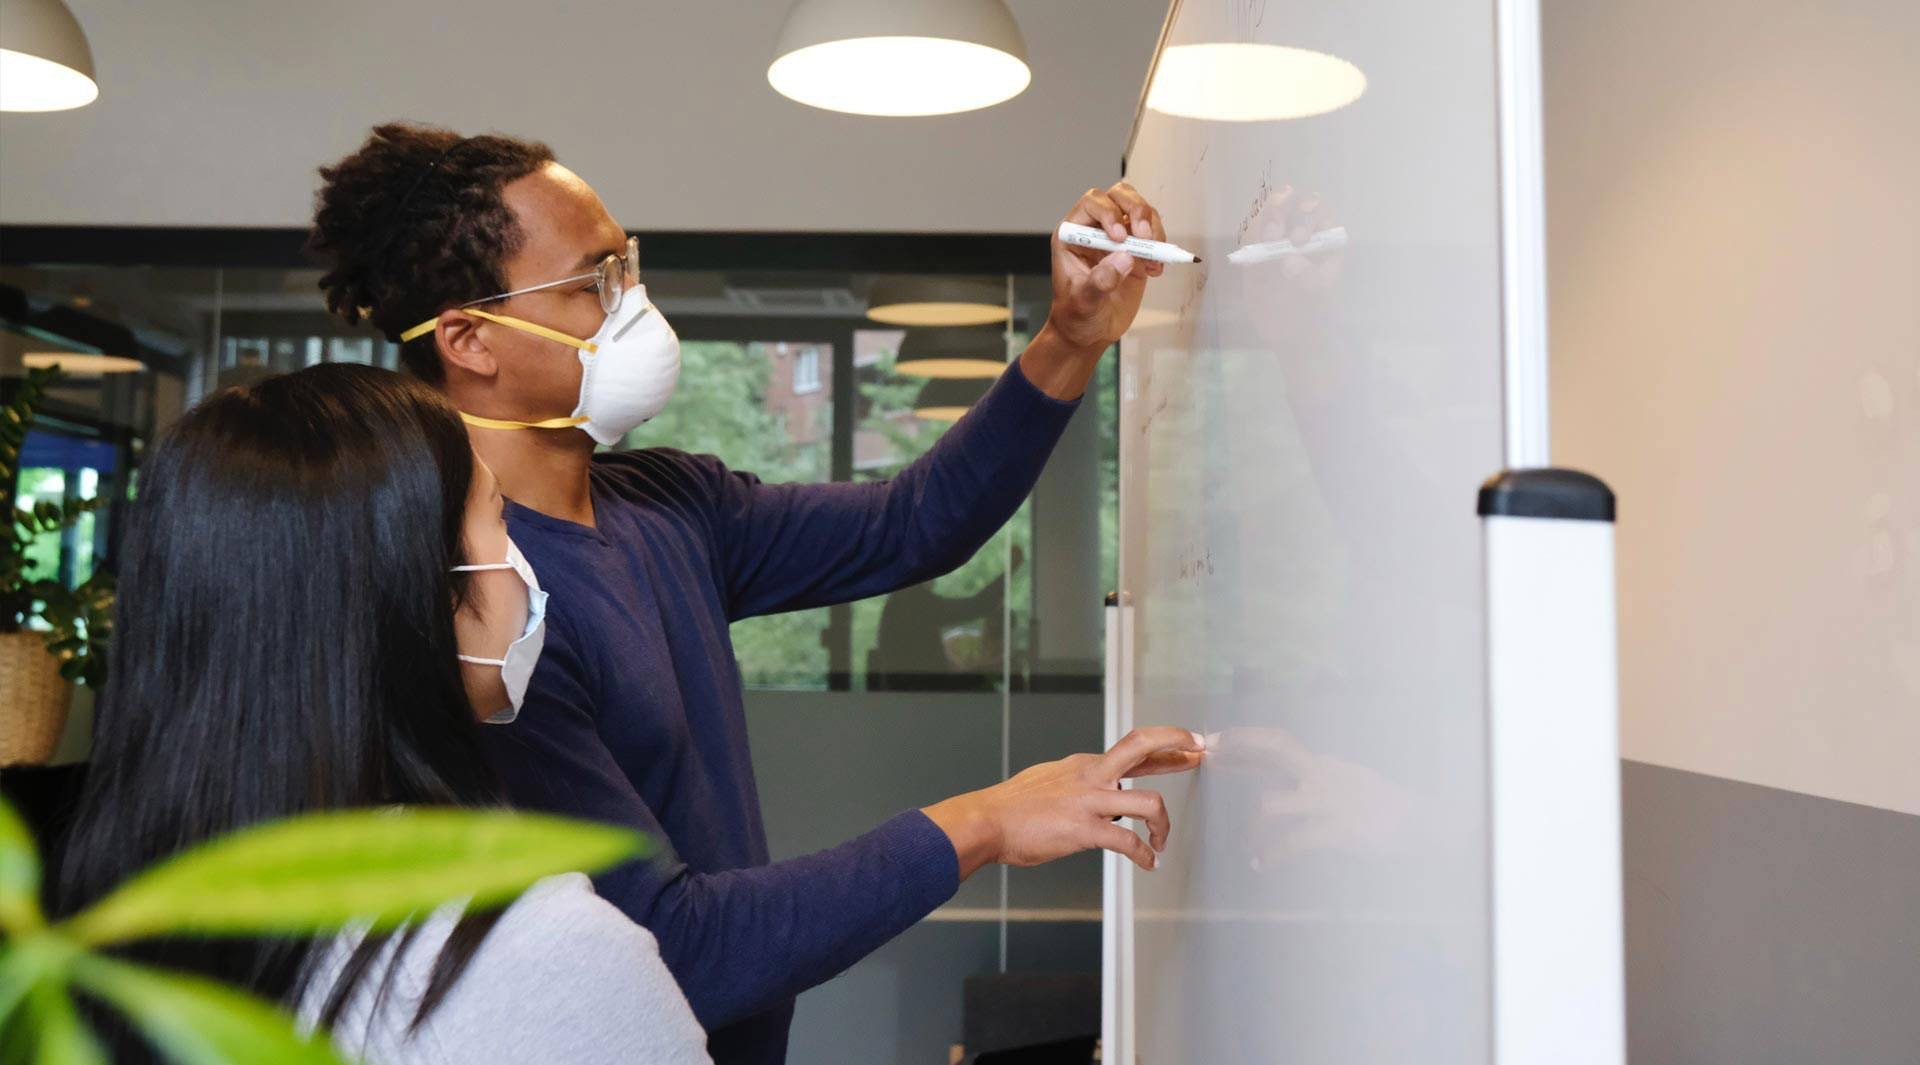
[{"xmin": 923, "ymin": 726, "xmax": 1206, "ymax": 878}]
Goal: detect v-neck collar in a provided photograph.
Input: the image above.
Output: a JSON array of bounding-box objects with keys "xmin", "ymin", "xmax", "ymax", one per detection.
[{"xmin": 503, "ymin": 494, "xmax": 609, "ymax": 546}]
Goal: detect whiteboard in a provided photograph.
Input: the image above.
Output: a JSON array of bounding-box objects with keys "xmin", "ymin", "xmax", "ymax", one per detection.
[{"xmin": 1117, "ymin": 1, "xmax": 1519, "ymax": 1061}]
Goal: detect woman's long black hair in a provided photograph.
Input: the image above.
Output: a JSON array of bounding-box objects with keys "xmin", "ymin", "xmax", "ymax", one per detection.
[{"xmin": 56, "ymin": 363, "xmax": 503, "ymax": 1059}]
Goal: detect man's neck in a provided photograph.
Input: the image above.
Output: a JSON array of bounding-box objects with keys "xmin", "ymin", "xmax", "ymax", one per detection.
[{"xmin": 470, "ymin": 425, "xmax": 598, "ymax": 528}]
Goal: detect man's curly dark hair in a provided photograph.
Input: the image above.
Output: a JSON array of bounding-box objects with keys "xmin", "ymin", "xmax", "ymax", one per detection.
[{"xmin": 308, "ymin": 123, "xmax": 556, "ymax": 382}]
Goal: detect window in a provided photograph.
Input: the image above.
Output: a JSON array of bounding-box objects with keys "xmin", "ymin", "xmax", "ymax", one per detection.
[
  {"xmin": 851, "ymin": 330, "xmax": 1030, "ymax": 692},
  {"xmin": 792, "ymin": 346, "xmax": 823, "ymax": 394},
  {"xmin": 621, "ymin": 339, "xmax": 835, "ymax": 689},
  {"xmin": 2, "ymin": 257, "xmax": 1105, "ymax": 694},
  {"xmin": 15, "ymin": 428, "xmax": 120, "ymax": 592}
]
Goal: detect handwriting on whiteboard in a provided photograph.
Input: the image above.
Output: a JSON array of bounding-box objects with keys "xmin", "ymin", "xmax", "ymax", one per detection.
[
  {"xmin": 1175, "ymin": 262, "xmax": 1210, "ymax": 324},
  {"xmin": 1230, "ymin": 0, "xmax": 1269, "ymax": 37},
  {"xmin": 1236, "ymin": 163, "xmax": 1280, "ymax": 248},
  {"xmin": 1175, "ymin": 543, "xmax": 1216, "ymax": 582},
  {"xmin": 1138, "ymin": 390, "xmax": 1171, "ymax": 439}
]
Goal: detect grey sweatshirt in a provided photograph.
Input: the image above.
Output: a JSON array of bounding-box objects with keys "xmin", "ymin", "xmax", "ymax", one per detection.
[{"xmin": 298, "ymin": 873, "xmax": 712, "ymax": 1065}]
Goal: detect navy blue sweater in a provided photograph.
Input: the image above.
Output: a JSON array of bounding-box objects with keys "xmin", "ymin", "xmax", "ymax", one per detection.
[{"xmin": 481, "ymin": 361, "xmax": 1080, "ymax": 1065}]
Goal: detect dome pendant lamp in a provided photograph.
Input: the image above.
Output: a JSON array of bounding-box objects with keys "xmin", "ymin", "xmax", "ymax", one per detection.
[
  {"xmin": 913, "ymin": 377, "xmax": 992, "ymax": 422},
  {"xmin": 0, "ymin": 0, "xmax": 98, "ymax": 112},
  {"xmin": 769, "ymin": 0, "xmax": 1030, "ymax": 117},
  {"xmin": 894, "ymin": 325, "xmax": 1009, "ymax": 378},
  {"xmin": 866, "ymin": 276, "xmax": 1009, "ymax": 327}
]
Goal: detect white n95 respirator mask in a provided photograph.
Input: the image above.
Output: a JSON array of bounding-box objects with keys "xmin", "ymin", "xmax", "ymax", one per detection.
[
  {"xmin": 567, "ymin": 285, "xmax": 681, "ymax": 445},
  {"xmin": 411, "ymin": 286, "xmax": 682, "ymax": 446},
  {"xmin": 452, "ymin": 538, "xmax": 548, "ymax": 724}
]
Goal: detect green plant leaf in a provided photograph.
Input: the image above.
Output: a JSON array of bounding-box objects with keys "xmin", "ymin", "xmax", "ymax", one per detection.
[
  {"xmin": 18, "ymin": 978, "xmax": 106, "ymax": 1065},
  {"xmin": 0, "ymin": 941, "xmax": 46, "ymax": 1028},
  {"xmin": 63, "ymin": 808, "xmax": 647, "ymax": 946},
  {"xmin": 71, "ymin": 955, "xmax": 347, "ymax": 1065},
  {"xmin": 0, "ymin": 798, "xmax": 42, "ymax": 935}
]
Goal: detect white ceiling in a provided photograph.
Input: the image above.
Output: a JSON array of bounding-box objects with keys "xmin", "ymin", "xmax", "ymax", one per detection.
[{"xmin": 0, "ymin": 0, "xmax": 1170, "ymax": 232}]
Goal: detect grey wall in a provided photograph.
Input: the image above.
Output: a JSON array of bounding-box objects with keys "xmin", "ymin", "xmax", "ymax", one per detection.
[
  {"xmin": 1544, "ymin": 0, "xmax": 1920, "ymax": 1056},
  {"xmin": 0, "ymin": 0, "xmax": 1168, "ymax": 232},
  {"xmin": 1544, "ymin": 0, "xmax": 1920, "ymax": 816},
  {"xmin": 1621, "ymin": 761, "xmax": 1920, "ymax": 1064}
]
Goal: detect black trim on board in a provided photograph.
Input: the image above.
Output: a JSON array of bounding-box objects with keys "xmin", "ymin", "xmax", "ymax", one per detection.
[
  {"xmin": 1478, "ymin": 468, "xmax": 1616, "ymax": 522},
  {"xmin": 0, "ymin": 226, "xmax": 1051, "ymax": 275}
]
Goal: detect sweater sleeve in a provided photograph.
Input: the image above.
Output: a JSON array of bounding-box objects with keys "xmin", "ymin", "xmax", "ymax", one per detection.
[
  {"xmin": 480, "ymin": 622, "xmax": 960, "ymax": 1030},
  {"xmin": 709, "ymin": 358, "xmax": 1080, "ymax": 620}
]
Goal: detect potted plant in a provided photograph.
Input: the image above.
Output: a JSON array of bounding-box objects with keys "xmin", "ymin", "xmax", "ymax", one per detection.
[{"xmin": 0, "ymin": 364, "xmax": 115, "ymax": 767}]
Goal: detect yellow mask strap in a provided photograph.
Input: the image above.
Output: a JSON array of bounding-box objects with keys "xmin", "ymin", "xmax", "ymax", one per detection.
[
  {"xmin": 396, "ymin": 309, "xmax": 597, "ymax": 433},
  {"xmin": 459, "ymin": 411, "xmax": 591, "ymax": 432},
  {"xmin": 399, "ymin": 308, "xmax": 600, "ymax": 354}
]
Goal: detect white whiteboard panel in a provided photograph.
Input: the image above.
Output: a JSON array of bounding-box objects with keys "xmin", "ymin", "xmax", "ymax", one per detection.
[{"xmin": 1119, "ymin": 1, "xmax": 1511, "ymax": 1061}]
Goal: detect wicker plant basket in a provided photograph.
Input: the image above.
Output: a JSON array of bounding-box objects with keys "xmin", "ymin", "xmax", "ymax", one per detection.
[{"xmin": 0, "ymin": 630, "xmax": 72, "ymax": 766}]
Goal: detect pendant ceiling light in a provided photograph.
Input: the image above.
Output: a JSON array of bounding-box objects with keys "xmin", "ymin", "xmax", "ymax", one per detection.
[
  {"xmin": 769, "ymin": 0, "xmax": 1030, "ymax": 117},
  {"xmin": 894, "ymin": 325, "xmax": 1008, "ymax": 379},
  {"xmin": 0, "ymin": 0, "xmax": 97, "ymax": 112},
  {"xmin": 913, "ymin": 377, "xmax": 991, "ymax": 423},
  {"xmin": 23, "ymin": 352, "xmax": 145, "ymax": 375},
  {"xmin": 867, "ymin": 277, "xmax": 1008, "ymax": 327}
]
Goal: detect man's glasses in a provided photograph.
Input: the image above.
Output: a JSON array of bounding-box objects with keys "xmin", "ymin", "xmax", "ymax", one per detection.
[{"xmin": 465, "ymin": 236, "xmax": 640, "ymax": 316}]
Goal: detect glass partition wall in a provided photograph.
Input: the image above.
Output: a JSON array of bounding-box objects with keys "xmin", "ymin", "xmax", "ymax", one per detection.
[{"xmin": 0, "ymin": 241, "xmax": 1111, "ymax": 1065}]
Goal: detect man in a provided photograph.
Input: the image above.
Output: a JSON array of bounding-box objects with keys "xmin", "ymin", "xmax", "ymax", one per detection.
[{"xmin": 309, "ymin": 123, "xmax": 1198, "ymax": 1065}]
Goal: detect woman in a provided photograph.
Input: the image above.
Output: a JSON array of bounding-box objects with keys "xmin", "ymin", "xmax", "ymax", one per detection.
[{"xmin": 56, "ymin": 364, "xmax": 710, "ymax": 1064}]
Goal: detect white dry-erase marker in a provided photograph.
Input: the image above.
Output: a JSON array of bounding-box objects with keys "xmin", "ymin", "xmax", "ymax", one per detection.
[
  {"xmin": 1058, "ymin": 222, "xmax": 1202, "ymax": 264},
  {"xmin": 1226, "ymin": 226, "xmax": 1350, "ymax": 265}
]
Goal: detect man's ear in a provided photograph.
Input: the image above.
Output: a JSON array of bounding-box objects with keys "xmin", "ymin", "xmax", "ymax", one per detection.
[{"xmin": 435, "ymin": 311, "xmax": 498, "ymax": 379}]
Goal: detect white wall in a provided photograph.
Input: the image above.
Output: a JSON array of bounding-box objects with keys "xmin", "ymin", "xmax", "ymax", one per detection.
[
  {"xmin": 1546, "ymin": 0, "xmax": 1919, "ymax": 816},
  {"xmin": 0, "ymin": 0, "xmax": 1167, "ymax": 231}
]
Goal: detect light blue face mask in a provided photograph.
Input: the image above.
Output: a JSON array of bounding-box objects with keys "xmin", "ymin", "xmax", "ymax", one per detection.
[{"xmin": 452, "ymin": 539, "xmax": 547, "ymax": 724}]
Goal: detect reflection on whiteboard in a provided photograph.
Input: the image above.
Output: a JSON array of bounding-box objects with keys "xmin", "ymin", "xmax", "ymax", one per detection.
[{"xmin": 1119, "ymin": 1, "xmax": 1511, "ymax": 1061}]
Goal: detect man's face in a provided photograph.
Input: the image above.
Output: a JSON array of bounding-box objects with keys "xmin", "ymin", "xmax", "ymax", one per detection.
[{"xmin": 481, "ymin": 163, "xmax": 631, "ymax": 420}]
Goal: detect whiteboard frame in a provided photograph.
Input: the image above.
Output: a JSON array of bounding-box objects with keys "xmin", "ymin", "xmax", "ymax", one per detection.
[
  {"xmin": 1483, "ymin": 514, "xmax": 1626, "ymax": 1065},
  {"xmin": 1100, "ymin": 596, "xmax": 1137, "ymax": 1065},
  {"xmin": 1120, "ymin": 0, "xmax": 1183, "ymax": 175},
  {"xmin": 1495, "ymin": 0, "xmax": 1552, "ymax": 467}
]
